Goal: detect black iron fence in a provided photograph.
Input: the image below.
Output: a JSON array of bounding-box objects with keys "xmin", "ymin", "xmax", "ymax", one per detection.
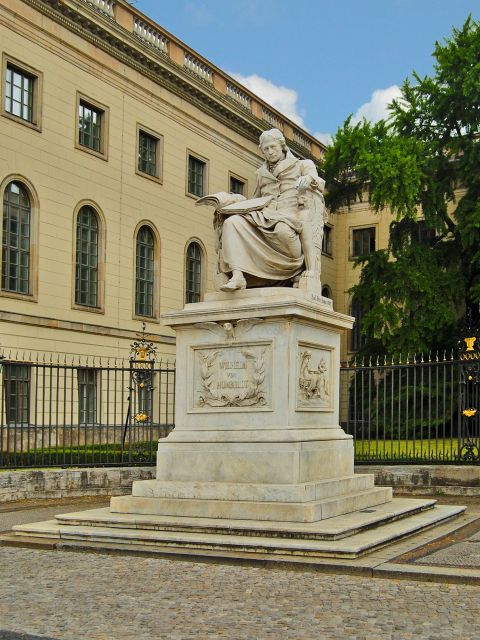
[
  {"xmin": 340, "ymin": 350, "xmax": 480, "ymax": 464},
  {"xmin": 0, "ymin": 350, "xmax": 175, "ymax": 469},
  {"xmin": 1, "ymin": 323, "xmax": 479, "ymax": 468}
]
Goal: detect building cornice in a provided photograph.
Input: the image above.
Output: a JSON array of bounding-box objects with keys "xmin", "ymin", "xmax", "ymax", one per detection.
[
  {"xmin": 0, "ymin": 310, "xmax": 176, "ymax": 346},
  {"xmin": 19, "ymin": 0, "xmax": 323, "ymax": 162}
]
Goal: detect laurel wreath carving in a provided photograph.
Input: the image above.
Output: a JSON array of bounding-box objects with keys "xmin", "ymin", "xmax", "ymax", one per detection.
[{"xmin": 198, "ymin": 349, "xmax": 266, "ymax": 407}]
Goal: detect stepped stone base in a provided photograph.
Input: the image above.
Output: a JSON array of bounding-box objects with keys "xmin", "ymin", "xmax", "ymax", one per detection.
[
  {"xmin": 111, "ymin": 488, "xmax": 392, "ymax": 523},
  {"xmin": 13, "ymin": 499, "xmax": 466, "ymax": 559},
  {"xmin": 110, "ymin": 473, "xmax": 392, "ymax": 522}
]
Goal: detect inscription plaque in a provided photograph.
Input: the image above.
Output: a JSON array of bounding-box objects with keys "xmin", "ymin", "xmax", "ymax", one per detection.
[{"xmin": 191, "ymin": 343, "xmax": 272, "ymax": 411}]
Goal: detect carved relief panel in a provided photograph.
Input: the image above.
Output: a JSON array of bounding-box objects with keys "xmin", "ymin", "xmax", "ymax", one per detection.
[
  {"xmin": 190, "ymin": 342, "xmax": 272, "ymax": 412},
  {"xmin": 296, "ymin": 341, "xmax": 334, "ymax": 411}
]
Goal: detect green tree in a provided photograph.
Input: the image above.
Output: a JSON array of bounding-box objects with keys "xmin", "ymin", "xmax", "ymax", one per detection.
[{"xmin": 324, "ymin": 17, "xmax": 480, "ymax": 358}]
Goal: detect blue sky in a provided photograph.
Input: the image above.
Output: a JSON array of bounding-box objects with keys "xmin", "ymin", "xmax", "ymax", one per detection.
[{"xmin": 132, "ymin": 1, "xmax": 478, "ymax": 144}]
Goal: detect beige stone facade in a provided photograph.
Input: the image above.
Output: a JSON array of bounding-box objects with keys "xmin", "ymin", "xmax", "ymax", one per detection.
[
  {"xmin": 0, "ymin": 0, "xmax": 385, "ymax": 363},
  {"xmin": 327, "ymin": 201, "xmax": 392, "ymax": 360}
]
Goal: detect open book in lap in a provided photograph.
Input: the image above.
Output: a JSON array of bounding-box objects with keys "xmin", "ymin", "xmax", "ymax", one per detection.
[
  {"xmin": 196, "ymin": 192, "xmax": 273, "ymax": 214},
  {"xmin": 195, "ymin": 191, "xmax": 245, "ymax": 210},
  {"xmin": 219, "ymin": 195, "xmax": 273, "ymax": 215}
]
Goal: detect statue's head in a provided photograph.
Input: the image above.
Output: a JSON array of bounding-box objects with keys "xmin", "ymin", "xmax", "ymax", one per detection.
[{"xmin": 259, "ymin": 128, "xmax": 287, "ymax": 164}]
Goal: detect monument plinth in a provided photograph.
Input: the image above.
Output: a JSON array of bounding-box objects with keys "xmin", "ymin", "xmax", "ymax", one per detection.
[
  {"xmin": 110, "ymin": 289, "xmax": 393, "ymax": 522},
  {"xmin": 12, "ymin": 128, "xmax": 465, "ymax": 558}
]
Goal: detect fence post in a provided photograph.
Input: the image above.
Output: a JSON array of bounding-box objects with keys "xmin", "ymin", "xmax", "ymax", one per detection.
[
  {"xmin": 458, "ymin": 310, "xmax": 480, "ymax": 463},
  {"xmin": 123, "ymin": 323, "xmax": 158, "ymax": 463}
]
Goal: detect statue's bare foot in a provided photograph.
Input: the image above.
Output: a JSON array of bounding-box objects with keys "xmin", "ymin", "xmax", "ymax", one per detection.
[{"xmin": 220, "ymin": 273, "xmax": 247, "ymax": 291}]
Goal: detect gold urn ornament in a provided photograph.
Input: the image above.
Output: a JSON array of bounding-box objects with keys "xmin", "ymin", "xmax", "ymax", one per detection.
[{"xmin": 464, "ymin": 336, "xmax": 477, "ymax": 352}]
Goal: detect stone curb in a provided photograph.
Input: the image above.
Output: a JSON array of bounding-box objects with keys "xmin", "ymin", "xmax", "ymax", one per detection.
[
  {"xmin": 356, "ymin": 465, "xmax": 480, "ymax": 496},
  {"xmin": 1, "ymin": 465, "xmax": 479, "ymax": 503},
  {"xmin": 0, "ymin": 467, "xmax": 155, "ymax": 503}
]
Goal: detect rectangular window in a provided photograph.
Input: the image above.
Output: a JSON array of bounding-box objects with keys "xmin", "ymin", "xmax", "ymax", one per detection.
[
  {"xmin": 187, "ymin": 155, "xmax": 206, "ymax": 197},
  {"xmin": 76, "ymin": 93, "xmax": 108, "ymax": 159},
  {"xmin": 3, "ymin": 364, "xmax": 30, "ymax": 425},
  {"xmin": 414, "ymin": 220, "xmax": 436, "ymax": 245},
  {"xmin": 229, "ymin": 176, "xmax": 245, "ymax": 195},
  {"xmin": 350, "ymin": 304, "xmax": 365, "ymax": 352},
  {"xmin": 5, "ymin": 64, "xmax": 33, "ymax": 122},
  {"xmin": 137, "ymin": 129, "xmax": 161, "ymax": 179},
  {"xmin": 352, "ymin": 227, "xmax": 375, "ymax": 257},
  {"xmin": 78, "ymin": 369, "xmax": 97, "ymax": 424},
  {"xmin": 2, "ymin": 56, "xmax": 42, "ymax": 130},
  {"xmin": 79, "ymin": 101, "xmax": 102, "ymax": 152},
  {"xmin": 322, "ymin": 225, "xmax": 333, "ymax": 256}
]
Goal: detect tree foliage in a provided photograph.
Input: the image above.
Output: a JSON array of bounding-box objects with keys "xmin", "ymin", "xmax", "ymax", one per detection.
[{"xmin": 324, "ymin": 17, "xmax": 480, "ymax": 357}]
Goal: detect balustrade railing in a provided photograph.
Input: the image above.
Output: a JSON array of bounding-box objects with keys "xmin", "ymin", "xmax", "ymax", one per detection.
[
  {"xmin": 184, "ymin": 53, "xmax": 213, "ymax": 83},
  {"xmin": 262, "ymin": 107, "xmax": 284, "ymax": 130},
  {"xmin": 82, "ymin": 0, "xmax": 115, "ymax": 18},
  {"xmin": 226, "ymin": 82, "xmax": 251, "ymax": 110},
  {"xmin": 133, "ymin": 17, "xmax": 169, "ymax": 53},
  {"xmin": 293, "ymin": 129, "xmax": 312, "ymax": 150}
]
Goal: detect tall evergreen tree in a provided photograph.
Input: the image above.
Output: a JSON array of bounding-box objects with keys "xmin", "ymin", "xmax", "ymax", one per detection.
[{"xmin": 324, "ymin": 17, "xmax": 480, "ymax": 357}]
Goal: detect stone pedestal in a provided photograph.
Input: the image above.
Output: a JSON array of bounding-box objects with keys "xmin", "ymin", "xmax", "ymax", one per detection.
[{"xmin": 111, "ymin": 288, "xmax": 392, "ymax": 521}]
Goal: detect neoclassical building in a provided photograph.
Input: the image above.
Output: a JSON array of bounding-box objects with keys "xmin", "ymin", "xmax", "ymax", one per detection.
[{"xmin": 0, "ymin": 0, "xmax": 387, "ymax": 364}]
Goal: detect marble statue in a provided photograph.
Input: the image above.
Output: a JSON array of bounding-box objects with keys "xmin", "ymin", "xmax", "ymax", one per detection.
[{"xmin": 197, "ymin": 128, "xmax": 327, "ymax": 291}]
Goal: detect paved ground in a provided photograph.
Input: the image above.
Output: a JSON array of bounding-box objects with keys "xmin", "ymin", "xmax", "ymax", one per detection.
[
  {"xmin": 1, "ymin": 544, "xmax": 480, "ymax": 640},
  {"xmin": 0, "ymin": 495, "xmax": 479, "ymax": 640},
  {"xmin": 0, "ymin": 497, "xmax": 110, "ymax": 533}
]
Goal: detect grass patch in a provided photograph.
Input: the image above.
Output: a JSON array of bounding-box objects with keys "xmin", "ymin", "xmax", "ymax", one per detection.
[
  {"xmin": 0, "ymin": 442, "xmax": 157, "ymax": 468},
  {"xmin": 354, "ymin": 438, "xmax": 466, "ymax": 463}
]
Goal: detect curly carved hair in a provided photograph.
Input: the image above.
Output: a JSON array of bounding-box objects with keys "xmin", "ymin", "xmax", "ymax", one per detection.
[{"xmin": 259, "ymin": 128, "xmax": 288, "ymax": 152}]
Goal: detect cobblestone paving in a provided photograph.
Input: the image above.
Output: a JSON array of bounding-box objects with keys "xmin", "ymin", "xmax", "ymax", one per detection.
[
  {"xmin": 1, "ymin": 547, "xmax": 479, "ymax": 640},
  {"xmin": 417, "ymin": 540, "xmax": 480, "ymax": 567}
]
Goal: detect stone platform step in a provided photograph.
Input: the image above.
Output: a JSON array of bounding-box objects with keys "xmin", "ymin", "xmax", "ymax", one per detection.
[
  {"xmin": 55, "ymin": 497, "xmax": 435, "ymax": 540},
  {"xmin": 110, "ymin": 486, "xmax": 393, "ymax": 523},
  {"xmin": 130, "ymin": 474, "xmax": 377, "ymax": 503},
  {"xmin": 13, "ymin": 501, "xmax": 465, "ymax": 559}
]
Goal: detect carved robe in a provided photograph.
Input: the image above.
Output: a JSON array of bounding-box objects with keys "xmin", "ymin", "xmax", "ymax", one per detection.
[{"xmin": 220, "ymin": 151, "xmax": 325, "ymax": 285}]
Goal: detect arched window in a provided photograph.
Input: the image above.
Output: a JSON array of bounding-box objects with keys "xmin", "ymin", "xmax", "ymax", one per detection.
[
  {"xmin": 185, "ymin": 241, "xmax": 203, "ymax": 303},
  {"xmin": 135, "ymin": 225, "xmax": 155, "ymax": 317},
  {"xmin": 2, "ymin": 181, "xmax": 31, "ymax": 294},
  {"xmin": 75, "ymin": 205, "xmax": 99, "ymax": 307},
  {"xmin": 322, "ymin": 285, "xmax": 332, "ymax": 300}
]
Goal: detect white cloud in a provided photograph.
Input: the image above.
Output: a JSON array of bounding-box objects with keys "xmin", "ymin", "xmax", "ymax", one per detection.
[
  {"xmin": 230, "ymin": 72, "xmax": 306, "ymax": 128},
  {"xmin": 313, "ymin": 86, "xmax": 403, "ymax": 146},
  {"xmin": 314, "ymin": 131, "xmax": 333, "ymax": 146},
  {"xmin": 184, "ymin": 2, "xmax": 215, "ymax": 26},
  {"xmin": 351, "ymin": 85, "xmax": 402, "ymax": 124}
]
